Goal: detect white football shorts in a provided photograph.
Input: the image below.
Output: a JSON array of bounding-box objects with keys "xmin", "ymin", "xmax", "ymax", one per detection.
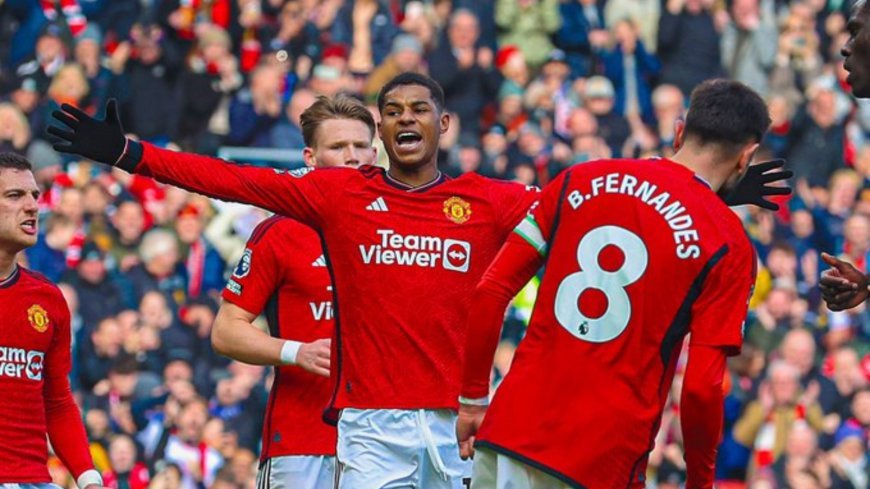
[
  {"xmin": 256, "ymin": 455, "xmax": 336, "ymax": 489},
  {"xmin": 336, "ymin": 408, "xmax": 472, "ymax": 489}
]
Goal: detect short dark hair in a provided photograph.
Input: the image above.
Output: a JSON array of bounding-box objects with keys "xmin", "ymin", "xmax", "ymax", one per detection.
[
  {"xmin": 683, "ymin": 79, "xmax": 771, "ymax": 155},
  {"xmin": 377, "ymin": 72, "xmax": 445, "ymax": 114},
  {"xmin": 300, "ymin": 95, "xmax": 376, "ymax": 148},
  {"xmin": 0, "ymin": 152, "xmax": 32, "ymax": 172}
]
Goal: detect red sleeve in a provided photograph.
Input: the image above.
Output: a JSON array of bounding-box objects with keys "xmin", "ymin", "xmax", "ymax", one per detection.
[
  {"xmin": 680, "ymin": 344, "xmax": 727, "ymax": 489},
  {"xmin": 132, "ymin": 141, "xmax": 333, "ymax": 230},
  {"xmin": 461, "ymin": 174, "xmax": 570, "ymax": 399},
  {"xmin": 688, "ymin": 239, "xmax": 755, "ymax": 355},
  {"xmin": 44, "ymin": 298, "xmax": 94, "ymax": 479},
  {"xmin": 461, "ymin": 239, "xmax": 545, "ymax": 399},
  {"xmin": 221, "ymin": 219, "xmax": 284, "ymax": 315},
  {"xmin": 493, "ymin": 180, "xmax": 541, "ymax": 234}
]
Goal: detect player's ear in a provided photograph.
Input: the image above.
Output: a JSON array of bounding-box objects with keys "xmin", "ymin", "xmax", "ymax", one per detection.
[
  {"xmin": 672, "ymin": 118, "xmax": 685, "ymax": 152},
  {"xmin": 739, "ymin": 142, "xmax": 760, "ymax": 173},
  {"xmin": 440, "ymin": 111, "xmax": 450, "ymax": 135},
  {"xmin": 303, "ymin": 147, "xmax": 317, "ymax": 168}
]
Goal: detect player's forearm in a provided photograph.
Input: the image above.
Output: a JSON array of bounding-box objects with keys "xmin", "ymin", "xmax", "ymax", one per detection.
[
  {"xmin": 122, "ymin": 140, "xmax": 318, "ymax": 226},
  {"xmin": 680, "ymin": 345, "xmax": 727, "ymax": 489},
  {"xmin": 45, "ymin": 376, "xmax": 98, "ymax": 484},
  {"xmin": 462, "ymin": 240, "xmax": 543, "ymax": 399},
  {"xmin": 212, "ymin": 308, "xmax": 285, "ymax": 366}
]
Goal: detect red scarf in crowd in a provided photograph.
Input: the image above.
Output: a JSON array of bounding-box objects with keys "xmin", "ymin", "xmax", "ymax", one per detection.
[{"xmin": 41, "ymin": 0, "xmax": 87, "ymax": 37}]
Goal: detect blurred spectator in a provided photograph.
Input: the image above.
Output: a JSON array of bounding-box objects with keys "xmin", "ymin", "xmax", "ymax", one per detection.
[
  {"xmin": 269, "ymin": 87, "xmax": 316, "ymax": 150},
  {"xmin": 429, "ymin": 9, "xmax": 500, "ymax": 137},
  {"xmin": 657, "ymin": 0, "xmax": 724, "ymax": 97},
  {"xmin": 581, "ymin": 76, "xmax": 630, "ymax": 157},
  {"xmin": 262, "ymin": 0, "xmax": 322, "ymax": 82},
  {"xmin": 600, "ymin": 18, "xmax": 661, "ymax": 122},
  {"xmin": 733, "ymin": 360, "xmax": 825, "ymax": 479},
  {"xmin": 114, "ymin": 23, "xmax": 183, "ymax": 144},
  {"xmin": 786, "ymin": 84, "xmax": 845, "ymax": 188},
  {"xmin": 73, "ymin": 25, "xmax": 114, "ymax": 111},
  {"xmin": 0, "ymin": 102, "xmax": 32, "ymax": 154},
  {"xmin": 79, "ymin": 317, "xmax": 124, "ymax": 392},
  {"xmin": 109, "ymin": 198, "xmax": 147, "ymax": 273},
  {"xmin": 781, "ymin": 329, "xmax": 841, "ymax": 415},
  {"xmin": 176, "ymin": 25, "xmax": 242, "ymax": 154},
  {"xmin": 227, "ymin": 64, "xmax": 284, "ymax": 147},
  {"xmin": 7, "ymin": 76, "xmax": 45, "ymax": 138},
  {"xmin": 650, "ymin": 83, "xmax": 685, "ymax": 154},
  {"xmin": 15, "ymin": 23, "xmax": 69, "ymax": 95},
  {"xmin": 825, "ymin": 421, "xmax": 867, "ymax": 488},
  {"xmin": 141, "ymin": 398, "xmax": 224, "ymax": 489},
  {"xmin": 720, "ymin": 0, "xmax": 778, "ymax": 97},
  {"xmin": 124, "ymin": 228, "xmax": 186, "ymax": 308},
  {"xmin": 746, "ymin": 283, "xmax": 813, "ymax": 355},
  {"xmin": 26, "ymin": 213, "xmax": 75, "ymax": 282},
  {"xmin": 173, "ymin": 204, "xmax": 225, "ymax": 299},
  {"xmin": 495, "ymin": 0, "xmax": 562, "ymax": 70},
  {"xmin": 64, "ymin": 241, "xmax": 125, "ymax": 329},
  {"xmin": 770, "ymin": 1, "xmax": 823, "ymax": 98},
  {"xmin": 604, "ymin": 0, "xmax": 661, "ymax": 53},
  {"xmin": 103, "ymin": 434, "xmax": 150, "ymax": 489},
  {"xmin": 331, "ymin": 0, "xmax": 399, "ymax": 74},
  {"xmin": 367, "ymin": 34, "xmax": 427, "ymax": 103},
  {"xmin": 554, "ymin": 0, "xmax": 609, "ymax": 79}
]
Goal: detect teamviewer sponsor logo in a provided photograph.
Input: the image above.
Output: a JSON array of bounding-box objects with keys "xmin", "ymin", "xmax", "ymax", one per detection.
[
  {"xmin": 0, "ymin": 346, "xmax": 44, "ymax": 381},
  {"xmin": 443, "ymin": 239, "xmax": 471, "ymax": 273},
  {"xmin": 359, "ymin": 230, "xmax": 471, "ymax": 273}
]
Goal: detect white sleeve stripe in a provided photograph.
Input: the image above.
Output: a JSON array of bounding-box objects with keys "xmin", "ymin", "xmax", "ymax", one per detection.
[{"xmin": 514, "ymin": 215, "xmax": 547, "ymax": 255}]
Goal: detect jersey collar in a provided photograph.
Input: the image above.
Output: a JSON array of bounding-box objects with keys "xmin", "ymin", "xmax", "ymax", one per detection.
[
  {"xmin": 0, "ymin": 264, "xmax": 20, "ymax": 289},
  {"xmin": 383, "ymin": 170, "xmax": 449, "ymax": 193}
]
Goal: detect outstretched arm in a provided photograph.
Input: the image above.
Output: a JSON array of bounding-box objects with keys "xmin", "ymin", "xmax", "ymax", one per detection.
[
  {"xmin": 48, "ymin": 101, "xmax": 328, "ymax": 229},
  {"xmin": 457, "ymin": 237, "xmax": 544, "ymax": 459}
]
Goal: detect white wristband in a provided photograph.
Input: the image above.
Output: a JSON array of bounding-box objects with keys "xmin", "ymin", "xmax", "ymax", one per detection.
[
  {"xmin": 77, "ymin": 469, "xmax": 103, "ymax": 489},
  {"xmin": 459, "ymin": 396, "xmax": 490, "ymax": 407},
  {"xmin": 280, "ymin": 340, "xmax": 303, "ymax": 365}
]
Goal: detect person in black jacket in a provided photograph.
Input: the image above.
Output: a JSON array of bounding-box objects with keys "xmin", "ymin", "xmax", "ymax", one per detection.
[
  {"xmin": 657, "ymin": 0, "xmax": 725, "ymax": 97},
  {"xmin": 428, "ymin": 9, "xmax": 501, "ymax": 138},
  {"xmin": 62, "ymin": 242, "xmax": 124, "ymax": 331}
]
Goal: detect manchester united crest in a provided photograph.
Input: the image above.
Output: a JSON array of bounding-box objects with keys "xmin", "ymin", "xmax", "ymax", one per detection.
[
  {"xmin": 443, "ymin": 197, "xmax": 472, "ymax": 224},
  {"xmin": 28, "ymin": 305, "xmax": 49, "ymax": 333}
]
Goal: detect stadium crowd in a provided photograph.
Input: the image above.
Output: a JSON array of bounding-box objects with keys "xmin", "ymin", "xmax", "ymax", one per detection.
[{"xmin": 0, "ymin": 0, "xmax": 868, "ymax": 487}]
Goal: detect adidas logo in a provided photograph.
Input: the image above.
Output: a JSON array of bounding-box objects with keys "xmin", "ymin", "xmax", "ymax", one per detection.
[
  {"xmin": 312, "ymin": 255, "xmax": 326, "ymax": 267},
  {"xmin": 366, "ymin": 197, "xmax": 389, "ymax": 212}
]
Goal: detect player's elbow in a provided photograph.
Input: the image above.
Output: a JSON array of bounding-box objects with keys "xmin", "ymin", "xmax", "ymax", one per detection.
[
  {"xmin": 681, "ymin": 377, "xmax": 723, "ymax": 410},
  {"xmin": 211, "ymin": 310, "xmax": 233, "ymax": 357}
]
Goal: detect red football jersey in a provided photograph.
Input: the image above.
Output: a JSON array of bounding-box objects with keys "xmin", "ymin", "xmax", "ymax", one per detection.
[
  {"xmin": 475, "ymin": 160, "xmax": 755, "ymax": 488},
  {"xmin": 0, "ymin": 267, "xmax": 77, "ymax": 482},
  {"xmin": 135, "ymin": 143, "xmax": 538, "ymax": 412},
  {"xmin": 221, "ymin": 216, "xmax": 337, "ymax": 459}
]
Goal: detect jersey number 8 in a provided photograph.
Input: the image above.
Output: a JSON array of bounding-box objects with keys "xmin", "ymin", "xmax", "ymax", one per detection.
[{"xmin": 554, "ymin": 225, "xmax": 648, "ymax": 343}]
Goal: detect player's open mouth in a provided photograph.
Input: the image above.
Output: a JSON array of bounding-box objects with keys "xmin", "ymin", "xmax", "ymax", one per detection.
[
  {"xmin": 396, "ymin": 131, "xmax": 423, "ymax": 152},
  {"xmin": 20, "ymin": 219, "xmax": 37, "ymax": 235}
]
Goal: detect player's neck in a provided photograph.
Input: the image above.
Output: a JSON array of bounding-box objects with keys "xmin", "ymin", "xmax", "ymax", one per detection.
[
  {"xmin": 0, "ymin": 250, "xmax": 17, "ymax": 282},
  {"xmin": 670, "ymin": 149, "xmax": 728, "ymax": 192},
  {"xmin": 387, "ymin": 163, "xmax": 441, "ymax": 188}
]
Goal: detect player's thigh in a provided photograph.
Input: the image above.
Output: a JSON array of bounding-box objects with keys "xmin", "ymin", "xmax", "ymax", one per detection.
[
  {"xmin": 257, "ymin": 455, "xmax": 335, "ymax": 489},
  {"xmin": 470, "ymin": 448, "xmax": 570, "ymax": 489},
  {"xmin": 336, "ymin": 408, "xmax": 419, "ymax": 489},
  {"xmin": 418, "ymin": 409, "xmax": 472, "ymax": 489}
]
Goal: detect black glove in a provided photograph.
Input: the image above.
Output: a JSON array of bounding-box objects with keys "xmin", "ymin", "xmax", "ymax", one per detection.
[
  {"xmin": 48, "ymin": 99, "xmax": 127, "ymax": 165},
  {"xmin": 723, "ymin": 159, "xmax": 793, "ymax": 210}
]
